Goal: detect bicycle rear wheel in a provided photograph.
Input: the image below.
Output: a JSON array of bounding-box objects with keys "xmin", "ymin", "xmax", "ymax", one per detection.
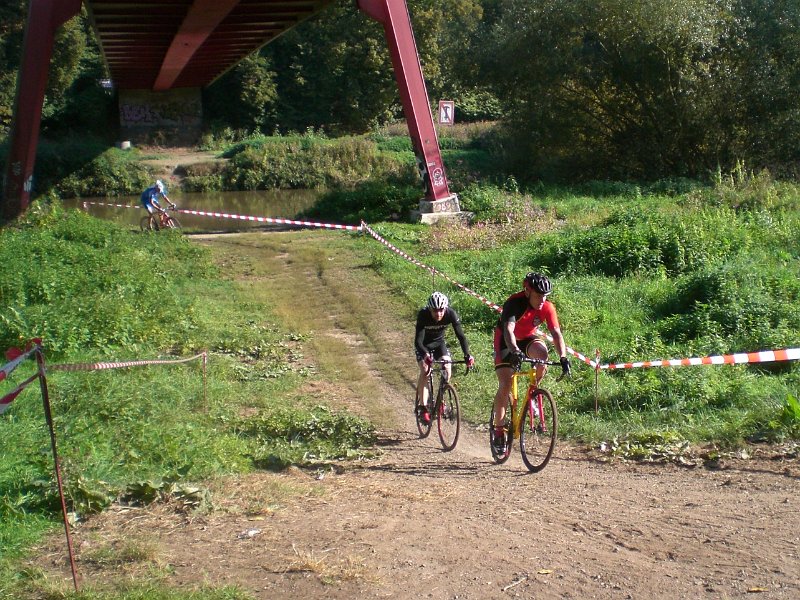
[
  {"xmin": 140, "ymin": 215, "xmax": 154, "ymax": 231},
  {"xmin": 489, "ymin": 404, "xmax": 511, "ymax": 463},
  {"xmin": 436, "ymin": 383, "xmax": 460, "ymax": 451},
  {"xmin": 520, "ymin": 388, "xmax": 557, "ymax": 472},
  {"xmin": 415, "ymin": 376, "xmax": 434, "ymax": 438}
]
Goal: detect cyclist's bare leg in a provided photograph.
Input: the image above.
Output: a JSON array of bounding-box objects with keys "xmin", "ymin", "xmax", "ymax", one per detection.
[
  {"xmin": 416, "ymin": 360, "xmax": 431, "ymax": 407},
  {"xmin": 527, "ymin": 340, "xmax": 549, "ymax": 387},
  {"xmin": 145, "ymin": 205, "xmax": 160, "ymax": 230},
  {"xmin": 443, "ymin": 355, "xmax": 452, "ymax": 383},
  {"xmin": 493, "ymin": 366, "xmax": 514, "ymax": 426}
]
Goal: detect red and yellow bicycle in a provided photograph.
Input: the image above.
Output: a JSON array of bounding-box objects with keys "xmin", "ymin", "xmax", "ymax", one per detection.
[{"xmin": 489, "ymin": 357, "xmax": 564, "ymax": 472}]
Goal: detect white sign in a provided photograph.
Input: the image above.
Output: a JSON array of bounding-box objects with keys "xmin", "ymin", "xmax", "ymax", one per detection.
[{"xmin": 438, "ymin": 100, "xmax": 454, "ymax": 125}]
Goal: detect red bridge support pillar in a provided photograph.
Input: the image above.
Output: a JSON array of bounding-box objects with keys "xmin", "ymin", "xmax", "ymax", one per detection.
[
  {"xmin": 357, "ymin": 0, "xmax": 464, "ymax": 223},
  {"xmin": 2, "ymin": 0, "xmax": 82, "ymax": 224}
]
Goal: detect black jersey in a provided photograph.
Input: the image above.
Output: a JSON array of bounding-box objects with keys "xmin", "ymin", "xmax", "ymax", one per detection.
[{"xmin": 414, "ymin": 306, "xmax": 470, "ymax": 357}]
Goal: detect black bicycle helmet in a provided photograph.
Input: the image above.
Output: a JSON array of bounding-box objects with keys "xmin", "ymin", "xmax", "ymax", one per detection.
[{"xmin": 524, "ymin": 272, "xmax": 552, "ymax": 295}]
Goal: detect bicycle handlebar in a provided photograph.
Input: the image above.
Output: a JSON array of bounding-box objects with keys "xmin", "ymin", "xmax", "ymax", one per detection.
[
  {"xmin": 431, "ymin": 358, "xmax": 475, "ymax": 376},
  {"xmin": 515, "ymin": 356, "xmax": 570, "ymax": 382}
]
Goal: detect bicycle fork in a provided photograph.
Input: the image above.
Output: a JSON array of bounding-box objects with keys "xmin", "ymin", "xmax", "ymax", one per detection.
[{"xmin": 510, "ymin": 389, "xmax": 547, "ymax": 438}]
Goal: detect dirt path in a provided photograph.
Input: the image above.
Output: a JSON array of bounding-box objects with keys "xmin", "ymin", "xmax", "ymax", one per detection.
[{"xmin": 35, "ymin": 232, "xmax": 799, "ymax": 599}]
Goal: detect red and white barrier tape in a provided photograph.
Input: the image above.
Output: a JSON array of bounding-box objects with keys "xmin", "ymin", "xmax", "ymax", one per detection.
[
  {"xmin": 82, "ymin": 202, "xmax": 362, "ymax": 232},
  {"xmin": 48, "ymin": 352, "xmax": 207, "ymax": 372},
  {"xmin": 601, "ymin": 348, "xmax": 800, "ymax": 370},
  {"xmin": 361, "ymin": 222, "xmax": 596, "ymax": 367},
  {"xmin": 82, "ymin": 201, "xmax": 133, "ymax": 210},
  {"xmin": 0, "ymin": 349, "xmax": 33, "ymax": 383},
  {"xmin": 0, "ymin": 344, "xmax": 42, "ymax": 414}
]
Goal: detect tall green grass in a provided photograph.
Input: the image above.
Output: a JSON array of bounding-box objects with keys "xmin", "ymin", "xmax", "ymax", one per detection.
[{"xmin": 0, "ymin": 206, "xmax": 374, "ymax": 598}]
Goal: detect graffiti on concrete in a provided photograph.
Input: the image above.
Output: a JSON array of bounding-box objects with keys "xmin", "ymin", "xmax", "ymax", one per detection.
[
  {"xmin": 119, "ymin": 89, "xmax": 202, "ymax": 131},
  {"xmin": 120, "ymin": 100, "xmax": 201, "ymax": 128}
]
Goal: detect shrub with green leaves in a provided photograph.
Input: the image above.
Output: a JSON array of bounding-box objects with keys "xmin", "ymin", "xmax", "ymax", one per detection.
[
  {"xmin": 220, "ymin": 135, "xmax": 413, "ymax": 190},
  {"xmin": 543, "ymin": 205, "xmax": 751, "ymax": 278},
  {"xmin": 55, "ymin": 147, "xmax": 154, "ymax": 198},
  {"xmin": 302, "ymin": 182, "xmax": 421, "ymax": 224},
  {"xmin": 235, "ymin": 405, "xmax": 376, "ymax": 469}
]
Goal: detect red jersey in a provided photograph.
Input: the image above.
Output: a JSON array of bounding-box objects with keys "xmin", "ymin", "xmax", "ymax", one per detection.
[{"xmin": 496, "ymin": 291, "xmax": 560, "ymax": 340}]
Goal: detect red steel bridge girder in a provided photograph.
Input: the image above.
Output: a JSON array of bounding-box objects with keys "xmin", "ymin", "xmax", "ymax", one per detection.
[
  {"xmin": 2, "ymin": 0, "xmax": 82, "ymax": 223},
  {"xmin": 357, "ymin": 0, "xmax": 454, "ymax": 204}
]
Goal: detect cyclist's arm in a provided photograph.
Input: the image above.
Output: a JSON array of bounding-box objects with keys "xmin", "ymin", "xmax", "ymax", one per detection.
[
  {"xmin": 413, "ymin": 312, "xmax": 428, "ymax": 358},
  {"xmin": 543, "ymin": 303, "xmax": 567, "ymax": 359},
  {"xmin": 502, "ymin": 319, "xmax": 520, "ymax": 353},
  {"xmin": 449, "ymin": 310, "xmax": 471, "ymax": 357},
  {"xmin": 550, "ymin": 326, "xmax": 567, "ymax": 359}
]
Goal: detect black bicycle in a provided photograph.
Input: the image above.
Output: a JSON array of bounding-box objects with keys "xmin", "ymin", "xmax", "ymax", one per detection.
[{"xmin": 415, "ymin": 359, "xmax": 472, "ymax": 451}]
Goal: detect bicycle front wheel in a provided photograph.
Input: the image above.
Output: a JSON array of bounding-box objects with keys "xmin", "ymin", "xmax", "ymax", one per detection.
[
  {"xmin": 436, "ymin": 383, "xmax": 460, "ymax": 451},
  {"xmin": 520, "ymin": 388, "xmax": 557, "ymax": 472},
  {"xmin": 489, "ymin": 404, "xmax": 511, "ymax": 463},
  {"xmin": 415, "ymin": 376, "xmax": 434, "ymax": 438},
  {"xmin": 164, "ymin": 216, "xmax": 182, "ymax": 229}
]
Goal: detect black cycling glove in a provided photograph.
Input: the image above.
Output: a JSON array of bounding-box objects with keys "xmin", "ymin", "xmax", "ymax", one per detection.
[
  {"xmin": 508, "ymin": 350, "xmax": 524, "ymax": 369},
  {"xmin": 560, "ymin": 356, "xmax": 572, "ymax": 377}
]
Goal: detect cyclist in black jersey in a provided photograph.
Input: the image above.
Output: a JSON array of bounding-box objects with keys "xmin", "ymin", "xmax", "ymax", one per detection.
[{"xmin": 414, "ymin": 292, "xmax": 475, "ymax": 422}]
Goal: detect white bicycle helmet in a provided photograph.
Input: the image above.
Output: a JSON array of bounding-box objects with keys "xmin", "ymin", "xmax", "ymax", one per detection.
[
  {"xmin": 427, "ymin": 291, "xmax": 449, "ymax": 310},
  {"xmin": 155, "ymin": 180, "xmax": 165, "ymax": 193}
]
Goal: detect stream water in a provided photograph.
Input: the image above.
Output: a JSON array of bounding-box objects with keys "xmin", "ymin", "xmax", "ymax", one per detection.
[{"xmin": 65, "ymin": 189, "xmax": 325, "ymax": 232}]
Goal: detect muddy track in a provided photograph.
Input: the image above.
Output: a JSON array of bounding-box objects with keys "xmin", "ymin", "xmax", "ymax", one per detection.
[{"xmin": 33, "ymin": 231, "xmax": 799, "ymax": 599}]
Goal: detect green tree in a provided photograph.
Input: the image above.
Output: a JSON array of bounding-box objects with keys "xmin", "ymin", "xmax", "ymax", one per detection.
[
  {"xmin": 0, "ymin": 0, "xmax": 28, "ymax": 133},
  {"xmin": 725, "ymin": 0, "xmax": 800, "ymax": 177},
  {"xmin": 204, "ymin": 54, "xmax": 278, "ymax": 132},
  {"xmin": 259, "ymin": 0, "xmax": 491, "ymax": 133},
  {"xmin": 262, "ymin": 2, "xmax": 397, "ymax": 133},
  {"xmin": 1, "ymin": 5, "xmax": 109, "ymax": 139},
  {"xmin": 484, "ymin": 0, "xmax": 800, "ymax": 181}
]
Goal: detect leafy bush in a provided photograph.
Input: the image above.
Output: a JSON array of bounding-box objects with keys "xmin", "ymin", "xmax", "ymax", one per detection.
[
  {"xmin": 302, "ymin": 182, "xmax": 421, "ymax": 224},
  {"xmin": 55, "ymin": 147, "xmax": 153, "ymax": 198},
  {"xmin": 544, "ymin": 205, "xmax": 750, "ymax": 278},
  {"xmin": 658, "ymin": 261, "xmax": 800, "ymax": 350},
  {"xmin": 235, "ymin": 405, "xmax": 376, "ymax": 469},
  {"xmin": 221, "ymin": 136, "xmax": 413, "ymax": 190}
]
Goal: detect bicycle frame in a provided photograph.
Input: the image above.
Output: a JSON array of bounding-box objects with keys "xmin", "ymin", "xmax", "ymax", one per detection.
[
  {"xmin": 505, "ymin": 358, "xmax": 563, "ymax": 438},
  {"xmin": 507, "ymin": 367, "xmax": 540, "ymax": 441},
  {"xmin": 141, "ymin": 205, "xmax": 180, "ymax": 232},
  {"xmin": 415, "ymin": 359, "xmax": 471, "ymax": 451},
  {"xmin": 427, "ymin": 360, "xmax": 456, "ymax": 396},
  {"xmin": 490, "ymin": 356, "xmax": 563, "ymax": 470}
]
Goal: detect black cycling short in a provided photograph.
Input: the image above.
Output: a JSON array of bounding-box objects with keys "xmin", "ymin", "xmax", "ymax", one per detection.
[{"xmin": 415, "ymin": 340, "xmax": 450, "ymax": 363}]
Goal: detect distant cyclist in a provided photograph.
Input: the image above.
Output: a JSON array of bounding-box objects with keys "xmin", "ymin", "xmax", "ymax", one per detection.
[
  {"xmin": 139, "ymin": 180, "xmax": 175, "ymax": 226},
  {"xmin": 414, "ymin": 292, "xmax": 475, "ymax": 423},
  {"xmin": 491, "ymin": 272, "xmax": 571, "ymax": 453}
]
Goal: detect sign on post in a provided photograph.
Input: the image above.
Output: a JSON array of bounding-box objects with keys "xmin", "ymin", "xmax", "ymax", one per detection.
[{"xmin": 438, "ymin": 100, "xmax": 455, "ymax": 125}]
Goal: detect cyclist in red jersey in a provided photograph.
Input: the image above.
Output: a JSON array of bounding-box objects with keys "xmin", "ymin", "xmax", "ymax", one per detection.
[{"xmin": 491, "ymin": 272, "xmax": 571, "ymax": 453}]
